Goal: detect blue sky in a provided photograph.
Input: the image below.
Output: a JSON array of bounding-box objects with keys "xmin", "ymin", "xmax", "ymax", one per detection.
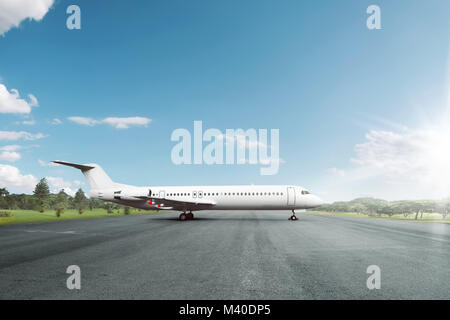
[{"xmin": 0, "ymin": 0, "xmax": 449, "ymax": 201}]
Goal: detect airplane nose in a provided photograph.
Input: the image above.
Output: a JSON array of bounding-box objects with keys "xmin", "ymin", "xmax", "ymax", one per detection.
[
  {"xmin": 312, "ymin": 195, "xmax": 325, "ymax": 207},
  {"xmin": 317, "ymin": 196, "xmax": 325, "ymax": 206}
]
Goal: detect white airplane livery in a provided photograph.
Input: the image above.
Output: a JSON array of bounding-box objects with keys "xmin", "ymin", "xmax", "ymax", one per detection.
[{"xmin": 53, "ymin": 161, "xmax": 325, "ymax": 221}]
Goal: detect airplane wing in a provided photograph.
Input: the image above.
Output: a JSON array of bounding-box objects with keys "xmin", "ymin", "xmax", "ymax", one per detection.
[{"xmin": 135, "ymin": 196, "xmax": 216, "ymax": 211}]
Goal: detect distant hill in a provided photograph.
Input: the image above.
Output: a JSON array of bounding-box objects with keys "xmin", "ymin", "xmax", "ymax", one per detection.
[{"xmin": 314, "ymin": 197, "xmax": 450, "ymax": 220}]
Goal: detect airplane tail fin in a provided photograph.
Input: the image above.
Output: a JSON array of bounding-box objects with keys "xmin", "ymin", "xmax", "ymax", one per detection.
[{"xmin": 52, "ymin": 161, "xmax": 115, "ymax": 190}]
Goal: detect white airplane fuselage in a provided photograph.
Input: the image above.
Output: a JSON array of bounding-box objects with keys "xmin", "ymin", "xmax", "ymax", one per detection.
[
  {"xmin": 53, "ymin": 161, "xmax": 324, "ymax": 219},
  {"xmin": 92, "ymin": 184, "xmax": 324, "ymax": 211}
]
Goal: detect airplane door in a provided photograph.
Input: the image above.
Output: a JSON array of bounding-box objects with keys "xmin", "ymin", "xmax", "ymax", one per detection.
[
  {"xmin": 160, "ymin": 191, "xmax": 165, "ymax": 198},
  {"xmin": 287, "ymin": 187, "xmax": 295, "ymax": 206}
]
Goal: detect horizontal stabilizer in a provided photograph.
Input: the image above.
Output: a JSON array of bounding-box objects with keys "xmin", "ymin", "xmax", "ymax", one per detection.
[
  {"xmin": 52, "ymin": 161, "xmax": 95, "ymax": 172},
  {"xmin": 52, "ymin": 161, "xmax": 114, "ymax": 189}
]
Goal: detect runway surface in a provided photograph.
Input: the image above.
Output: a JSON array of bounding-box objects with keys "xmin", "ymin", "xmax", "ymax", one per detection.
[{"xmin": 0, "ymin": 211, "xmax": 449, "ymax": 299}]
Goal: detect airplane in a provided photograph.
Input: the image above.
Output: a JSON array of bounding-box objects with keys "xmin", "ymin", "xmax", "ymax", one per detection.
[{"xmin": 53, "ymin": 161, "xmax": 325, "ymax": 221}]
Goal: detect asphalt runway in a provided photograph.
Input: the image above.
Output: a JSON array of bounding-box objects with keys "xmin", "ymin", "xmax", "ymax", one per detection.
[{"xmin": 0, "ymin": 211, "xmax": 449, "ymax": 299}]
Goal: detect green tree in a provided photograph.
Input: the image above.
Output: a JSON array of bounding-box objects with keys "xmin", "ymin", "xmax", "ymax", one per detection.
[
  {"xmin": 443, "ymin": 199, "xmax": 450, "ymax": 219},
  {"xmin": 0, "ymin": 187, "xmax": 9, "ymax": 209},
  {"xmin": 349, "ymin": 203, "xmax": 367, "ymax": 215},
  {"xmin": 411, "ymin": 202, "xmax": 425, "ymax": 220},
  {"xmin": 73, "ymin": 188, "xmax": 87, "ymax": 214},
  {"xmin": 0, "ymin": 187, "xmax": 9, "ymax": 197},
  {"xmin": 55, "ymin": 190, "xmax": 68, "ymax": 217},
  {"xmin": 105, "ymin": 202, "xmax": 114, "ymax": 214},
  {"xmin": 379, "ymin": 205, "xmax": 394, "ymax": 217},
  {"xmin": 33, "ymin": 178, "xmax": 50, "ymax": 212},
  {"xmin": 435, "ymin": 199, "xmax": 449, "ymax": 220}
]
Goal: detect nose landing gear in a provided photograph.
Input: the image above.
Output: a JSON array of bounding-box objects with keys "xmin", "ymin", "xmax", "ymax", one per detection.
[{"xmin": 289, "ymin": 209, "xmax": 298, "ymax": 221}]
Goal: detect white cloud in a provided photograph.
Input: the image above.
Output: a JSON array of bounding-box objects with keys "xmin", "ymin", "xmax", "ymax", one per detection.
[
  {"xmin": 351, "ymin": 129, "xmax": 445, "ymax": 182},
  {"xmin": 68, "ymin": 116, "xmax": 151, "ymax": 129},
  {"xmin": 67, "ymin": 116, "xmax": 98, "ymax": 126},
  {"xmin": 0, "ymin": 0, "xmax": 55, "ymax": 36},
  {"xmin": 46, "ymin": 176, "xmax": 82, "ymax": 196},
  {"xmin": 0, "ymin": 145, "xmax": 21, "ymax": 151},
  {"xmin": 101, "ymin": 117, "xmax": 151, "ymax": 129},
  {"xmin": 217, "ymin": 133, "xmax": 269, "ymax": 149},
  {"xmin": 0, "ymin": 84, "xmax": 38, "ymax": 114},
  {"xmin": 0, "ymin": 164, "xmax": 37, "ymax": 193},
  {"xmin": 50, "ymin": 118, "xmax": 62, "ymax": 125},
  {"xmin": 38, "ymin": 159, "xmax": 60, "ymax": 167},
  {"xmin": 0, "ymin": 131, "xmax": 46, "ymax": 141},
  {"xmin": 0, "ymin": 151, "xmax": 21, "ymax": 162},
  {"xmin": 28, "ymin": 94, "xmax": 38, "ymax": 107},
  {"xmin": 319, "ymin": 125, "xmax": 450, "ymax": 201},
  {"xmin": 0, "ymin": 164, "xmax": 82, "ymax": 195},
  {"xmin": 15, "ymin": 119, "xmax": 36, "ymax": 125}
]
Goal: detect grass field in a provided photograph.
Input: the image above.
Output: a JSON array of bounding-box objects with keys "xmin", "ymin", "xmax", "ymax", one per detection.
[
  {"xmin": 310, "ymin": 210, "xmax": 450, "ymax": 223},
  {"xmin": 0, "ymin": 208, "xmax": 159, "ymax": 226},
  {"xmin": 1, "ymin": 208, "xmax": 448, "ymax": 226}
]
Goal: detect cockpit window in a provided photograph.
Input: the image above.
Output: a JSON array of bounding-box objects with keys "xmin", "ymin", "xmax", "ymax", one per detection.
[{"xmin": 301, "ymin": 190, "xmax": 310, "ymax": 195}]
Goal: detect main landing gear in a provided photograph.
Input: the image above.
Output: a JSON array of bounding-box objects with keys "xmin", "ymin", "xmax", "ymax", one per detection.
[
  {"xmin": 179, "ymin": 211, "xmax": 194, "ymax": 221},
  {"xmin": 289, "ymin": 209, "xmax": 298, "ymax": 221}
]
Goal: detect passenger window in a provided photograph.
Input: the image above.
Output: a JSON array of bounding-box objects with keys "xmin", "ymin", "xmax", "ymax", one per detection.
[{"xmin": 193, "ymin": 191, "xmax": 197, "ymax": 198}]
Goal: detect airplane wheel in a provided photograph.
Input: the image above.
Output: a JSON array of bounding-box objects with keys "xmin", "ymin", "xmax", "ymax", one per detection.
[
  {"xmin": 179, "ymin": 213, "xmax": 187, "ymax": 221},
  {"xmin": 289, "ymin": 215, "xmax": 298, "ymax": 221},
  {"xmin": 187, "ymin": 213, "xmax": 194, "ymax": 220}
]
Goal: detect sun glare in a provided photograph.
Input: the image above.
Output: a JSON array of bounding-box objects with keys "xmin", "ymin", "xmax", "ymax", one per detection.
[{"xmin": 418, "ymin": 68, "xmax": 450, "ymax": 198}]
